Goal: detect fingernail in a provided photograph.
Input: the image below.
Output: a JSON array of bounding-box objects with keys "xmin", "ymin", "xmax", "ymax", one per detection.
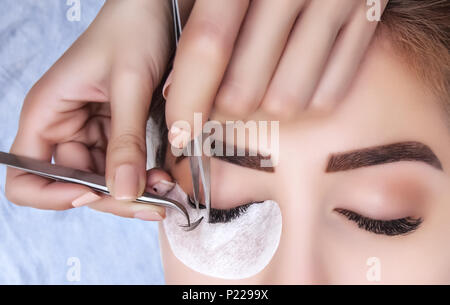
[
  {"xmin": 72, "ymin": 192, "xmax": 101, "ymax": 208},
  {"xmin": 153, "ymin": 180, "xmax": 175, "ymax": 196},
  {"xmin": 134, "ymin": 210, "xmax": 164, "ymax": 221},
  {"xmin": 114, "ymin": 164, "xmax": 139, "ymax": 200},
  {"xmin": 168, "ymin": 123, "xmax": 191, "ymax": 149},
  {"xmin": 162, "ymin": 70, "xmax": 173, "ymax": 99}
]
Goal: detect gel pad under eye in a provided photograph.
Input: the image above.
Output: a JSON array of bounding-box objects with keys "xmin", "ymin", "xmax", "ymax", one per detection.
[{"xmin": 162, "ymin": 184, "xmax": 282, "ymax": 280}]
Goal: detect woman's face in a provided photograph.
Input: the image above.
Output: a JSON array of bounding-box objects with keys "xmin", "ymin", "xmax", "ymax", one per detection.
[{"xmin": 158, "ymin": 36, "xmax": 450, "ymax": 284}]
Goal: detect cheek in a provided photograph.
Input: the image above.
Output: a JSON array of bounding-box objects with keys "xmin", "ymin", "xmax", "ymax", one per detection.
[{"xmin": 162, "ymin": 184, "xmax": 283, "ymax": 280}]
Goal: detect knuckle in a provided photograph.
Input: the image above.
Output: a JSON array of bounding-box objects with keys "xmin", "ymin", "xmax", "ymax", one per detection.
[
  {"xmin": 183, "ymin": 20, "xmax": 232, "ymax": 61},
  {"xmin": 261, "ymin": 92, "xmax": 300, "ymax": 117},
  {"xmin": 113, "ymin": 64, "xmax": 150, "ymax": 80},
  {"xmin": 109, "ymin": 132, "xmax": 146, "ymax": 157},
  {"xmin": 321, "ymin": 0, "xmax": 353, "ymax": 27},
  {"xmin": 215, "ymin": 83, "xmax": 258, "ymax": 117},
  {"xmin": 4, "ymin": 181, "xmax": 24, "ymax": 206},
  {"xmin": 277, "ymin": 0, "xmax": 307, "ymax": 14},
  {"xmin": 23, "ymin": 83, "xmax": 45, "ymax": 109},
  {"xmin": 112, "ymin": 67, "xmax": 152, "ymax": 92}
]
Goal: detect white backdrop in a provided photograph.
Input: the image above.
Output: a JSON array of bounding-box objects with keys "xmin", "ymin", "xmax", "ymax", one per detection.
[{"xmin": 0, "ymin": 0, "xmax": 164, "ymax": 284}]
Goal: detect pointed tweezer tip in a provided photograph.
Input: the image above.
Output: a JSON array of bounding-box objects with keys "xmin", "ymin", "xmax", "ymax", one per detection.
[{"xmin": 181, "ymin": 216, "xmax": 204, "ymax": 232}]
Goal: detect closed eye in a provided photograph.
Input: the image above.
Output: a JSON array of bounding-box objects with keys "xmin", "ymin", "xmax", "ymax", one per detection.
[
  {"xmin": 187, "ymin": 197, "xmax": 257, "ymax": 223},
  {"xmin": 335, "ymin": 208, "xmax": 423, "ymax": 236}
]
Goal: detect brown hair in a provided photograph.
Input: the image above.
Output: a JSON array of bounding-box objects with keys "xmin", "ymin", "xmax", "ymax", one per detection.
[
  {"xmin": 149, "ymin": 0, "xmax": 450, "ymax": 167},
  {"xmin": 380, "ymin": 0, "xmax": 449, "ymax": 113}
]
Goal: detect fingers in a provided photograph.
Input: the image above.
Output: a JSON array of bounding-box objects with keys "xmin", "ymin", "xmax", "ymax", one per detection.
[
  {"xmin": 5, "ymin": 90, "xmax": 96, "ymax": 210},
  {"xmin": 260, "ymin": 0, "xmax": 356, "ymax": 117},
  {"xmin": 5, "ymin": 170, "xmax": 100, "ymax": 210},
  {"xmin": 87, "ymin": 198, "xmax": 166, "ymax": 221},
  {"xmin": 87, "ymin": 168, "xmax": 174, "ymax": 221},
  {"xmin": 54, "ymin": 142, "xmax": 97, "ymax": 172},
  {"xmin": 311, "ymin": 2, "xmax": 387, "ymax": 109},
  {"xmin": 214, "ymin": 0, "xmax": 305, "ymax": 118},
  {"xmin": 165, "ymin": 0, "xmax": 249, "ymax": 148},
  {"xmin": 106, "ymin": 69, "xmax": 153, "ymax": 201},
  {"xmin": 54, "ymin": 142, "xmax": 104, "ymax": 208}
]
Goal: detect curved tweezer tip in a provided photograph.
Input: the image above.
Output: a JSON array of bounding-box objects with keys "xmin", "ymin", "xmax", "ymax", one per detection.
[{"xmin": 181, "ymin": 216, "xmax": 204, "ymax": 231}]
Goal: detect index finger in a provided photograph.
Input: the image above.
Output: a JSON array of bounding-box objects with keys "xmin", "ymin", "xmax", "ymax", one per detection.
[{"xmin": 165, "ymin": 0, "xmax": 249, "ymax": 148}]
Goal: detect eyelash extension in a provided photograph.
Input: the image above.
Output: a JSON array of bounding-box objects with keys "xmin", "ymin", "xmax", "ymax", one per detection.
[
  {"xmin": 187, "ymin": 197, "xmax": 255, "ymax": 224},
  {"xmin": 335, "ymin": 208, "xmax": 423, "ymax": 236}
]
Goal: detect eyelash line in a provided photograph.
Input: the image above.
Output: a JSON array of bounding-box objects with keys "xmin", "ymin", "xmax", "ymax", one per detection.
[
  {"xmin": 187, "ymin": 197, "xmax": 423, "ymax": 234},
  {"xmin": 335, "ymin": 208, "xmax": 423, "ymax": 236},
  {"xmin": 187, "ymin": 197, "xmax": 255, "ymax": 224}
]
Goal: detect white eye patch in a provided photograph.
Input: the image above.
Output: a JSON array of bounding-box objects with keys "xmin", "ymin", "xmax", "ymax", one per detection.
[{"xmin": 162, "ymin": 184, "xmax": 282, "ymax": 280}]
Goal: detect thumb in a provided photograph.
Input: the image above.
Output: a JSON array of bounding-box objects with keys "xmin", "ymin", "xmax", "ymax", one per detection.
[{"xmin": 106, "ymin": 71, "xmax": 152, "ymax": 200}]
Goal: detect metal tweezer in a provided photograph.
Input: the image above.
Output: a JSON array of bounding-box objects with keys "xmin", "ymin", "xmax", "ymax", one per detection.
[
  {"xmin": 172, "ymin": 0, "xmax": 211, "ymax": 223},
  {"xmin": 0, "ymin": 151, "xmax": 201, "ymax": 230},
  {"xmin": 189, "ymin": 135, "xmax": 211, "ymax": 223}
]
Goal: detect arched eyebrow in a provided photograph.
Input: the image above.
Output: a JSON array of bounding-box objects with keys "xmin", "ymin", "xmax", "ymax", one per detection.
[{"xmin": 326, "ymin": 141, "xmax": 443, "ymax": 173}]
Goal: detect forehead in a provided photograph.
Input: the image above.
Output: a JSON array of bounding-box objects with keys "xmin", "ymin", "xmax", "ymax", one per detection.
[
  {"xmin": 165, "ymin": 37, "xmax": 450, "ymax": 175},
  {"xmin": 162, "ymin": 37, "xmax": 450, "ymax": 213},
  {"xmin": 330, "ymin": 37, "xmax": 448, "ymax": 151},
  {"xmin": 272, "ymin": 38, "xmax": 450, "ymax": 173}
]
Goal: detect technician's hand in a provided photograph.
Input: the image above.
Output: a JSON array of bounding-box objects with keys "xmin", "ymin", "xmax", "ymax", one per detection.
[
  {"xmin": 5, "ymin": 0, "xmax": 175, "ymax": 221},
  {"xmin": 164, "ymin": 0, "xmax": 388, "ymax": 147}
]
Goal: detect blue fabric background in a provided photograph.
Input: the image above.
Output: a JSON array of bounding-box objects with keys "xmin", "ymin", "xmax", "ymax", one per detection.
[{"xmin": 0, "ymin": 0, "xmax": 165, "ymax": 284}]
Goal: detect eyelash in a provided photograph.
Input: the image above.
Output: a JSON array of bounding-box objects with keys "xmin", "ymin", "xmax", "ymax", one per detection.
[
  {"xmin": 187, "ymin": 197, "xmax": 255, "ymax": 223},
  {"xmin": 187, "ymin": 197, "xmax": 423, "ymax": 234},
  {"xmin": 335, "ymin": 208, "xmax": 423, "ymax": 236}
]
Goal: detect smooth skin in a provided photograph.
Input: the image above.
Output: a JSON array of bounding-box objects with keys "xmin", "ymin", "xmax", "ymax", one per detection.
[
  {"xmin": 6, "ymin": 0, "xmax": 175, "ymax": 219},
  {"xmin": 160, "ymin": 35, "xmax": 450, "ymax": 284},
  {"xmin": 166, "ymin": 0, "xmax": 388, "ymax": 147},
  {"xmin": 6, "ymin": 0, "xmax": 387, "ymax": 222}
]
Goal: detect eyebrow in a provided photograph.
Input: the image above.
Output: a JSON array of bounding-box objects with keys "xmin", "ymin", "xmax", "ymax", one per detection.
[
  {"xmin": 326, "ymin": 141, "xmax": 443, "ymax": 173},
  {"xmin": 175, "ymin": 141, "xmax": 275, "ymax": 173}
]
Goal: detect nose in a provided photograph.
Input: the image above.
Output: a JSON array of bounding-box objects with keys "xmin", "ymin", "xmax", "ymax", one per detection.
[
  {"xmin": 261, "ymin": 125, "xmax": 329, "ymax": 284},
  {"xmin": 264, "ymin": 183, "xmax": 328, "ymax": 284}
]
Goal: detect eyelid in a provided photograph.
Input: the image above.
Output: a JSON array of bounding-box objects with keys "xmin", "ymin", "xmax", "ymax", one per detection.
[
  {"xmin": 335, "ymin": 208, "xmax": 423, "ymax": 236},
  {"xmin": 324, "ymin": 164, "xmax": 432, "ymax": 221}
]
